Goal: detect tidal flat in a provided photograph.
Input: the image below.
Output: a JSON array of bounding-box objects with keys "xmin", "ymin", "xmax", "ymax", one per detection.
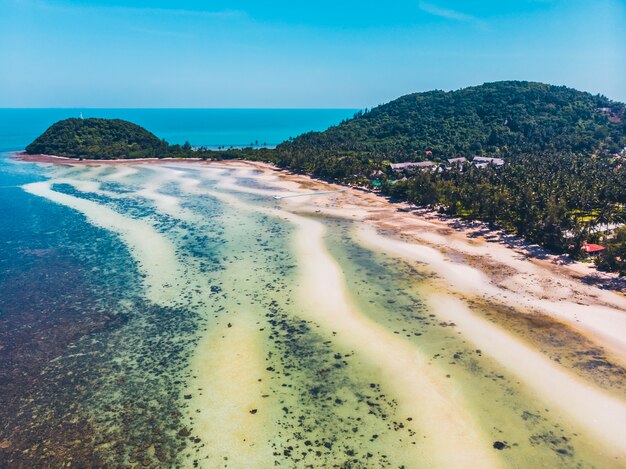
[{"xmin": 1, "ymin": 157, "xmax": 625, "ymax": 468}]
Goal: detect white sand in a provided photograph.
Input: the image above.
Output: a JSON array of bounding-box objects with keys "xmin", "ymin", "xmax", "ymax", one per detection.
[
  {"xmin": 356, "ymin": 224, "xmax": 626, "ymax": 360},
  {"xmin": 22, "ymin": 181, "xmax": 182, "ymax": 306},
  {"xmin": 188, "ymin": 314, "xmax": 275, "ymax": 467},
  {"xmin": 104, "ymin": 166, "xmax": 139, "ymax": 181},
  {"xmin": 287, "ymin": 213, "xmax": 500, "ymax": 468},
  {"xmin": 426, "ymin": 294, "xmax": 626, "ymax": 459}
]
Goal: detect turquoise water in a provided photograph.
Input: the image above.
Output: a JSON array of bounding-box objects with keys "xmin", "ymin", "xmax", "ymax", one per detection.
[
  {"xmin": 0, "ymin": 98, "xmax": 624, "ymax": 467},
  {"xmin": 0, "ymin": 108, "xmax": 357, "ymax": 152},
  {"xmin": 0, "ymin": 157, "xmax": 624, "ymax": 467}
]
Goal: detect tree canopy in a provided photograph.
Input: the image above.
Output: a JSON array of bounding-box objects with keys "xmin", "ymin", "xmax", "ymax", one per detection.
[
  {"xmin": 22, "ymin": 82, "xmax": 626, "ymax": 274},
  {"xmin": 25, "ymin": 118, "xmax": 169, "ymax": 160},
  {"xmin": 279, "ymin": 81, "xmax": 625, "ymax": 163}
]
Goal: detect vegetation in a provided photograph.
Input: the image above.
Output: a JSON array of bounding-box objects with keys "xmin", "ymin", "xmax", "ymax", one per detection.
[
  {"xmin": 24, "ymin": 82, "xmax": 626, "ymax": 275},
  {"xmin": 279, "ymin": 81, "xmax": 625, "ymax": 163},
  {"xmin": 26, "ymin": 118, "xmax": 169, "ymax": 160},
  {"xmin": 381, "ymin": 154, "xmax": 626, "ymax": 261},
  {"xmin": 597, "ymin": 227, "xmax": 626, "ymax": 275}
]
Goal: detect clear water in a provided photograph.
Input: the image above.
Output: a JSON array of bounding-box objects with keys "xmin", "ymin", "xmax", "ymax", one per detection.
[
  {"xmin": 0, "ymin": 156, "xmax": 623, "ymax": 467},
  {"xmin": 0, "ymin": 108, "xmax": 357, "ymax": 152}
]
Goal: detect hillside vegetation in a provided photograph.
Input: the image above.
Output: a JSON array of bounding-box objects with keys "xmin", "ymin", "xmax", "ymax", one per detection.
[
  {"xmin": 276, "ymin": 81, "xmax": 625, "ymax": 172},
  {"xmin": 267, "ymin": 81, "xmax": 626, "ymax": 273},
  {"xmin": 22, "ymin": 82, "xmax": 626, "ymax": 274},
  {"xmin": 25, "ymin": 118, "xmax": 168, "ymax": 159}
]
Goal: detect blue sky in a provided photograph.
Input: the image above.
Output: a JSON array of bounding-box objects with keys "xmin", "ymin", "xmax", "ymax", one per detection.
[{"xmin": 1, "ymin": 0, "xmax": 624, "ymax": 107}]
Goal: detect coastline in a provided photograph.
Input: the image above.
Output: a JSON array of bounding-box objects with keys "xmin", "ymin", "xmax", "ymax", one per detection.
[
  {"xmin": 9, "ymin": 155, "xmax": 626, "ymax": 465},
  {"xmin": 11, "ymin": 150, "xmax": 625, "ymax": 290},
  {"xmin": 192, "ymin": 161, "xmax": 626, "ymax": 461},
  {"xmin": 12, "ymin": 151, "xmax": 204, "ymax": 164}
]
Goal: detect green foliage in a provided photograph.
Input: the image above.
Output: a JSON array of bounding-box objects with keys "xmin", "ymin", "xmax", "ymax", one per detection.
[
  {"xmin": 23, "ymin": 82, "xmax": 626, "ymax": 276},
  {"xmin": 382, "ymin": 154, "xmax": 626, "ymax": 253},
  {"xmin": 26, "ymin": 118, "xmax": 169, "ymax": 160},
  {"xmin": 279, "ymin": 81, "xmax": 626, "ymax": 162},
  {"xmin": 596, "ymin": 226, "xmax": 626, "ymax": 276},
  {"xmin": 262, "ymin": 81, "xmax": 626, "ymax": 275}
]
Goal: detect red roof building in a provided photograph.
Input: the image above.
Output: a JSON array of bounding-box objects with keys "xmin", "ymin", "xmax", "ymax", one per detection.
[{"xmin": 581, "ymin": 243, "xmax": 606, "ymax": 254}]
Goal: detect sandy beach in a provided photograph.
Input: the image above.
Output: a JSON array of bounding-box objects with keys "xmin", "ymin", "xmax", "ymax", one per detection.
[
  {"xmin": 12, "ymin": 155, "xmax": 626, "ymax": 467},
  {"xmin": 222, "ymin": 159, "xmax": 626, "ymax": 461}
]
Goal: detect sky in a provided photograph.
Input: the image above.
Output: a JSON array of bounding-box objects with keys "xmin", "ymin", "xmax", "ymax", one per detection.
[{"xmin": 0, "ymin": 0, "xmax": 625, "ymax": 108}]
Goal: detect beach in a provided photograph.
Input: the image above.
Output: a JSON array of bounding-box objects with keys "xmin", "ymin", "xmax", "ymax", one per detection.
[
  {"xmin": 221, "ymin": 159, "xmax": 626, "ymax": 463},
  {"xmin": 2, "ymin": 156, "xmax": 625, "ymax": 468}
]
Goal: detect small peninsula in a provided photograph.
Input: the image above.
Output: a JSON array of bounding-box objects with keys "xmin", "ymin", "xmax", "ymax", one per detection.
[{"xmin": 26, "ymin": 118, "xmax": 168, "ymax": 160}]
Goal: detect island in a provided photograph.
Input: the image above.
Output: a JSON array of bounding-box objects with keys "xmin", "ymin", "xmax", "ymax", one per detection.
[
  {"xmin": 26, "ymin": 118, "xmax": 169, "ymax": 160},
  {"xmin": 23, "ymin": 81, "xmax": 626, "ymax": 275}
]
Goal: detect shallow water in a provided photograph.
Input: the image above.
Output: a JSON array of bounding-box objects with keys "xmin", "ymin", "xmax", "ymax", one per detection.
[{"xmin": 0, "ymin": 157, "xmax": 624, "ymax": 468}]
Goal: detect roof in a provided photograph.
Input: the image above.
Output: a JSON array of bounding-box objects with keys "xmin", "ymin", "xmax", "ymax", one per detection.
[
  {"xmin": 473, "ymin": 156, "xmax": 505, "ymax": 166},
  {"xmin": 390, "ymin": 161, "xmax": 435, "ymax": 170},
  {"xmin": 447, "ymin": 157, "xmax": 468, "ymax": 164},
  {"xmin": 582, "ymin": 243, "xmax": 606, "ymax": 253}
]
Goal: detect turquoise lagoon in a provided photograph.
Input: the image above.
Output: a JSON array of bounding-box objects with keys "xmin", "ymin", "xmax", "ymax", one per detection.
[{"xmin": 0, "ymin": 155, "xmax": 622, "ymax": 468}]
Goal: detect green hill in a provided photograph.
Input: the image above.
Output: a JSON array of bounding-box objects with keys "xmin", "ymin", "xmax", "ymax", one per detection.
[
  {"xmin": 25, "ymin": 118, "xmax": 168, "ymax": 160},
  {"xmin": 277, "ymin": 81, "xmax": 626, "ymax": 163}
]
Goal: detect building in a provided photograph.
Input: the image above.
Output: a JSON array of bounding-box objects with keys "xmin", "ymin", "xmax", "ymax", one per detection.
[
  {"xmin": 390, "ymin": 161, "xmax": 435, "ymax": 172},
  {"xmin": 581, "ymin": 243, "xmax": 606, "ymax": 256},
  {"xmin": 447, "ymin": 157, "xmax": 468, "ymax": 166},
  {"xmin": 473, "ymin": 156, "xmax": 505, "ymax": 167}
]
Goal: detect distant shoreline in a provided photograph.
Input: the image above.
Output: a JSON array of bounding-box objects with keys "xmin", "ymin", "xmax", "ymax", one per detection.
[
  {"xmin": 10, "ymin": 150, "xmax": 625, "ymax": 291},
  {"xmin": 12, "ymin": 151, "xmax": 204, "ymax": 164}
]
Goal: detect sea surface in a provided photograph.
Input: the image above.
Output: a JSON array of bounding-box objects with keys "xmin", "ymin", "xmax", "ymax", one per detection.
[
  {"xmin": 0, "ymin": 108, "xmax": 357, "ymax": 152},
  {"xmin": 1, "ymin": 154, "xmax": 624, "ymax": 467}
]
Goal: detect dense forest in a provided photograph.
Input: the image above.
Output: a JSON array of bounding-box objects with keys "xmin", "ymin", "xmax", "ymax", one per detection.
[
  {"xmin": 257, "ymin": 82, "xmax": 626, "ymax": 275},
  {"xmin": 24, "ymin": 82, "xmax": 626, "ymax": 274},
  {"xmin": 259, "ymin": 148, "xmax": 626, "ymax": 275},
  {"xmin": 25, "ymin": 118, "xmax": 169, "ymax": 160},
  {"xmin": 381, "ymin": 154, "xmax": 626, "ymax": 266},
  {"xmin": 25, "ymin": 117, "xmax": 270, "ymax": 161},
  {"xmin": 278, "ymin": 81, "xmax": 626, "ymax": 163}
]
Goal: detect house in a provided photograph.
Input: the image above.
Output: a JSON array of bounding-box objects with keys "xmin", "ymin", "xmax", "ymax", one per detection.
[
  {"xmin": 581, "ymin": 243, "xmax": 606, "ymax": 256},
  {"xmin": 390, "ymin": 162, "xmax": 435, "ymax": 172},
  {"xmin": 447, "ymin": 157, "xmax": 468, "ymax": 166},
  {"xmin": 472, "ymin": 156, "xmax": 505, "ymax": 167}
]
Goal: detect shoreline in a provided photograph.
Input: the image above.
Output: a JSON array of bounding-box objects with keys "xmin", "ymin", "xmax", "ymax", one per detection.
[
  {"xmin": 11, "ymin": 151, "xmax": 204, "ymax": 164},
  {"xmin": 10, "ymin": 150, "xmax": 625, "ymax": 290},
  {"xmin": 10, "ymin": 156, "xmax": 626, "ymax": 465},
  {"xmin": 193, "ymin": 163, "xmax": 626, "ymax": 462}
]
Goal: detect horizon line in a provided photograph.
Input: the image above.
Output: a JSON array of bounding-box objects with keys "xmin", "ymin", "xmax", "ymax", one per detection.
[{"xmin": 0, "ymin": 107, "xmax": 363, "ymax": 110}]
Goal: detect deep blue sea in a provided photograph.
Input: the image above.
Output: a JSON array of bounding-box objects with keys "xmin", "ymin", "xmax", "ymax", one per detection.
[{"xmin": 0, "ymin": 108, "xmax": 356, "ymax": 152}]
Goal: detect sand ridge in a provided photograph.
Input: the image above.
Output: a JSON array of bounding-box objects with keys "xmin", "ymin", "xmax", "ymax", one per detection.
[{"xmin": 18, "ymin": 159, "xmax": 626, "ymax": 467}]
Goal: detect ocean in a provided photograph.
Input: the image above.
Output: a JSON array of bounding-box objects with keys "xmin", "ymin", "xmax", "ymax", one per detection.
[
  {"xmin": 0, "ymin": 108, "xmax": 357, "ymax": 152},
  {"xmin": 0, "ymin": 113, "xmax": 623, "ymax": 467}
]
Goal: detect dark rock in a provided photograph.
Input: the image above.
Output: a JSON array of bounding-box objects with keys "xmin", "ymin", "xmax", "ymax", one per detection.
[{"xmin": 493, "ymin": 441, "xmax": 509, "ymax": 450}]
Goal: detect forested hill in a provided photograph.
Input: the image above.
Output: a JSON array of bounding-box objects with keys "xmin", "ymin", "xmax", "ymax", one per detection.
[
  {"xmin": 25, "ymin": 118, "xmax": 168, "ymax": 159},
  {"xmin": 277, "ymin": 81, "xmax": 626, "ymax": 162}
]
